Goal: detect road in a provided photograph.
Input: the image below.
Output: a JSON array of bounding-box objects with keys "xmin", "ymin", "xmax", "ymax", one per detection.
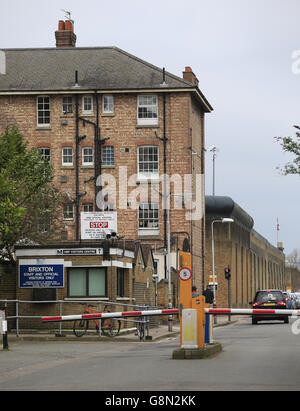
[{"xmin": 1, "ymin": 317, "xmax": 300, "ymax": 391}]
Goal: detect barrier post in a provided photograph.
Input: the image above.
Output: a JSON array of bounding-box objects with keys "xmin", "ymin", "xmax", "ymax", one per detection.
[
  {"xmin": 192, "ymin": 295, "xmax": 205, "ymax": 349},
  {"xmin": 178, "ymin": 252, "xmax": 192, "ymax": 348},
  {"xmin": 204, "ymin": 303, "xmax": 210, "ymax": 344}
]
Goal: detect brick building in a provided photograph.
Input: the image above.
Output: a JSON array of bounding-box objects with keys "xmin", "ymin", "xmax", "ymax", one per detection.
[
  {"xmin": 205, "ymin": 196, "xmax": 286, "ymax": 308},
  {"xmin": 0, "ymin": 19, "xmax": 213, "ymax": 292}
]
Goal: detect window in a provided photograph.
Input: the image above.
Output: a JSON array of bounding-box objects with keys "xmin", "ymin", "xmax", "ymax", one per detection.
[
  {"xmin": 82, "ymin": 147, "xmax": 93, "ymax": 165},
  {"xmin": 137, "ymin": 95, "xmax": 158, "ymax": 125},
  {"xmin": 37, "ymin": 96, "xmax": 50, "ymax": 127},
  {"xmin": 138, "ymin": 146, "xmax": 159, "ymax": 179},
  {"xmin": 82, "ymin": 95, "xmax": 93, "ymax": 114},
  {"xmin": 62, "ymin": 96, "xmax": 73, "ymax": 114},
  {"xmin": 83, "ymin": 203, "xmax": 93, "ymax": 212},
  {"xmin": 63, "ymin": 204, "xmax": 74, "ymax": 220},
  {"xmin": 138, "ymin": 203, "xmax": 159, "ymax": 229},
  {"xmin": 102, "ymin": 146, "xmax": 114, "ymax": 166},
  {"xmin": 103, "ymin": 95, "xmax": 114, "ymax": 114},
  {"xmin": 37, "ymin": 215, "xmax": 51, "ymax": 233},
  {"xmin": 68, "ymin": 267, "xmax": 106, "ymax": 297},
  {"xmin": 62, "ymin": 147, "xmax": 73, "ymax": 166},
  {"xmin": 38, "ymin": 147, "xmax": 51, "ymax": 162},
  {"xmin": 117, "ymin": 268, "xmax": 125, "ymax": 297}
]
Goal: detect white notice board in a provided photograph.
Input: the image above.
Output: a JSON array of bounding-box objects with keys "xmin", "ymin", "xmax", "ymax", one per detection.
[{"xmin": 80, "ymin": 212, "xmax": 118, "ymax": 240}]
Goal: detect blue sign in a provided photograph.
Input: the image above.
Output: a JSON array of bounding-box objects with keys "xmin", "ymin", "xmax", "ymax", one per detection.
[{"xmin": 19, "ymin": 263, "xmax": 64, "ymax": 288}]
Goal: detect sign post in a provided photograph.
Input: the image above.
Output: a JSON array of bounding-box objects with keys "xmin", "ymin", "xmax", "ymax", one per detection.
[{"xmin": 1, "ymin": 306, "xmax": 8, "ymax": 350}]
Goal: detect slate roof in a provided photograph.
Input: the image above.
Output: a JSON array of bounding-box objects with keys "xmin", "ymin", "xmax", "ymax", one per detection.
[{"xmin": 0, "ymin": 46, "xmax": 213, "ymax": 111}]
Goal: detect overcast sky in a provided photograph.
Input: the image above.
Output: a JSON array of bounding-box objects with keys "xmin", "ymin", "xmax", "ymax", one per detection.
[{"xmin": 1, "ymin": 0, "xmax": 300, "ymax": 256}]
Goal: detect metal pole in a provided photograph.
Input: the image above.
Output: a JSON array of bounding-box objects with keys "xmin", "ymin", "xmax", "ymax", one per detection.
[
  {"xmin": 228, "ymin": 277, "xmax": 231, "ymax": 322},
  {"xmin": 16, "ymin": 300, "xmax": 19, "ymax": 337},
  {"xmin": 211, "ymin": 221, "xmax": 216, "ymax": 303},
  {"xmin": 212, "ymin": 152, "xmax": 216, "ymax": 196},
  {"xmin": 167, "ymin": 206, "xmax": 172, "ymax": 332},
  {"xmin": 2, "ymin": 303, "xmax": 8, "ymax": 350},
  {"xmin": 211, "ymin": 220, "xmax": 217, "ymax": 325}
]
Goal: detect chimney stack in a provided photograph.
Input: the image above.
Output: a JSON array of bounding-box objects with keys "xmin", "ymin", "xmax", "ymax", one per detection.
[
  {"xmin": 183, "ymin": 66, "xmax": 199, "ymax": 86},
  {"xmin": 55, "ymin": 20, "xmax": 77, "ymax": 48}
]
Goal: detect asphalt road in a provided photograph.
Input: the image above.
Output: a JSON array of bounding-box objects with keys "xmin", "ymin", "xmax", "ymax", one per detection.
[{"xmin": 1, "ymin": 317, "xmax": 300, "ymax": 391}]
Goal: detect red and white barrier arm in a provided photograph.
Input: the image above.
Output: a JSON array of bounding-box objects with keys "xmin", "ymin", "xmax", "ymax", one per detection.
[
  {"xmin": 41, "ymin": 307, "xmax": 300, "ymax": 323},
  {"xmin": 42, "ymin": 308, "xmax": 179, "ymax": 323},
  {"xmin": 206, "ymin": 308, "xmax": 300, "ymax": 316}
]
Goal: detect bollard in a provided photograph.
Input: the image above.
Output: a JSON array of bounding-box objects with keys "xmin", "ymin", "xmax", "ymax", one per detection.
[
  {"xmin": 181, "ymin": 309, "xmax": 198, "ymax": 349},
  {"xmin": 1, "ymin": 308, "xmax": 8, "ymax": 350},
  {"xmin": 204, "ymin": 304, "xmax": 210, "ymax": 344}
]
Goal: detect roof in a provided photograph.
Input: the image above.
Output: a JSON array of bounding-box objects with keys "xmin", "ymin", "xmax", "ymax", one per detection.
[
  {"xmin": 205, "ymin": 196, "xmax": 254, "ymax": 231},
  {"xmin": 0, "ymin": 46, "xmax": 213, "ymax": 112}
]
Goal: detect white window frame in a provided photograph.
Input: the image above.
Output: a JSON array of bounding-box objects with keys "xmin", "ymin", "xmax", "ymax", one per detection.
[
  {"xmin": 38, "ymin": 147, "xmax": 51, "ymax": 162},
  {"xmin": 102, "ymin": 146, "xmax": 114, "ymax": 166},
  {"xmin": 102, "ymin": 95, "xmax": 114, "ymax": 114},
  {"xmin": 82, "ymin": 147, "xmax": 94, "ymax": 166},
  {"xmin": 82, "ymin": 95, "xmax": 93, "ymax": 114},
  {"xmin": 62, "ymin": 95, "xmax": 73, "ymax": 114},
  {"xmin": 63, "ymin": 204, "xmax": 74, "ymax": 221},
  {"xmin": 138, "ymin": 203, "xmax": 159, "ymax": 236},
  {"xmin": 62, "ymin": 147, "xmax": 73, "ymax": 166},
  {"xmin": 37, "ymin": 96, "xmax": 50, "ymax": 127},
  {"xmin": 137, "ymin": 145, "xmax": 159, "ymax": 180},
  {"xmin": 137, "ymin": 94, "xmax": 158, "ymax": 126}
]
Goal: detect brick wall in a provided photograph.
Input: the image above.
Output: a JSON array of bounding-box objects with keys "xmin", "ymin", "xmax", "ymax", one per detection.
[
  {"xmin": 0, "ymin": 90, "xmax": 206, "ymax": 289},
  {"xmin": 205, "ymin": 219, "xmax": 286, "ymax": 308}
]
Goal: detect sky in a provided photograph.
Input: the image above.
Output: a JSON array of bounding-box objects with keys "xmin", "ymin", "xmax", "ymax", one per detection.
[{"xmin": 1, "ymin": 0, "xmax": 300, "ymax": 256}]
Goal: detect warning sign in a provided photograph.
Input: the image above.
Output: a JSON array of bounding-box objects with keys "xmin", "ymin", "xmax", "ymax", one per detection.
[{"xmin": 81, "ymin": 212, "xmax": 117, "ymax": 240}]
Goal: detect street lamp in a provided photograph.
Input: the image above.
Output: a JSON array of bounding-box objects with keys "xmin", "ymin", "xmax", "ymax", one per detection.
[{"xmin": 211, "ymin": 218, "xmax": 234, "ymax": 305}]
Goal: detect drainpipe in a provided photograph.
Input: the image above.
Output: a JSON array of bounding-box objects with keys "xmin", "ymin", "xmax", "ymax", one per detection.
[
  {"xmin": 162, "ymin": 68, "xmax": 167, "ymax": 281},
  {"xmin": 75, "ymin": 91, "xmax": 80, "ymax": 241},
  {"xmin": 95, "ymin": 91, "xmax": 100, "ymax": 210}
]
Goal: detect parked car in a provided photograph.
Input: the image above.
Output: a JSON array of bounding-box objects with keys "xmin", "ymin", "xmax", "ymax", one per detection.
[
  {"xmin": 250, "ymin": 290, "xmax": 289, "ymax": 324},
  {"xmin": 283, "ymin": 291, "xmax": 293, "ymax": 309},
  {"xmin": 290, "ymin": 293, "xmax": 298, "ymax": 309},
  {"xmin": 294, "ymin": 293, "xmax": 300, "ymax": 309}
]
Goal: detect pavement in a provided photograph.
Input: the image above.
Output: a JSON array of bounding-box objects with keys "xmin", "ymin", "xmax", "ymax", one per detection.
[{"xmin": 4, "ymin": 315, "xmax": 240, "ymax": 343}]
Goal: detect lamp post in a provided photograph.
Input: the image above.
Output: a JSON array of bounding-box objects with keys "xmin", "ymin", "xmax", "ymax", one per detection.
[{"xmin": 211, "ymin": 218, "xmax": 234, "ymax": 307}]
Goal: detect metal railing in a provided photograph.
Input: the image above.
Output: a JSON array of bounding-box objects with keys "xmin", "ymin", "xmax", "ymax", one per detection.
[{"xmin": 0, "ymin": 299, "xmax": 157, "ymax": 338}]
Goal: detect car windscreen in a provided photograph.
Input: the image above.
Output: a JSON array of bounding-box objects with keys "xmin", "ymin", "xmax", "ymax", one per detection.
[{"xmin": 255, "ymin": 291, "xmax": 283, "ymax": 302}]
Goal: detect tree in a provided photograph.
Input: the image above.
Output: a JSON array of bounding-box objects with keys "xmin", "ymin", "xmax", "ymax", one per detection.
[
  {"xmin": 286, "ymin": 249, "xmax": 300, "ymax": 264},
  {"xmin": 0, "ymin": 127, "xmax": 62, "ymax": 263},
  {"xmin": 275, "ymin": 125, "xmax": 300, "ymax": 175}
]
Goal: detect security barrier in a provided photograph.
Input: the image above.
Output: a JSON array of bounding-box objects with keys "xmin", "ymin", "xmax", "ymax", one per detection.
[{"xmin": 42, "ymin": 307, "xmax": 300, "ymax": 323}]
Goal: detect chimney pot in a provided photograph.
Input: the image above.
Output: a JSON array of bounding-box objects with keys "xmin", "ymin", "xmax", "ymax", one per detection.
[
  {"xmin": 64, "ymin": 20, "xmax": 73, "ymax": 31},
  {"xmin": 55, "ymin": 19, "xmax": 76, "ymax": 47},
  {"xmin": 58, "ymin": 20, "xmax": 65, "ymax": 30},
  {"xmin": 183, "ymin": 66, "xmax": 199, "ymax": 86}
]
